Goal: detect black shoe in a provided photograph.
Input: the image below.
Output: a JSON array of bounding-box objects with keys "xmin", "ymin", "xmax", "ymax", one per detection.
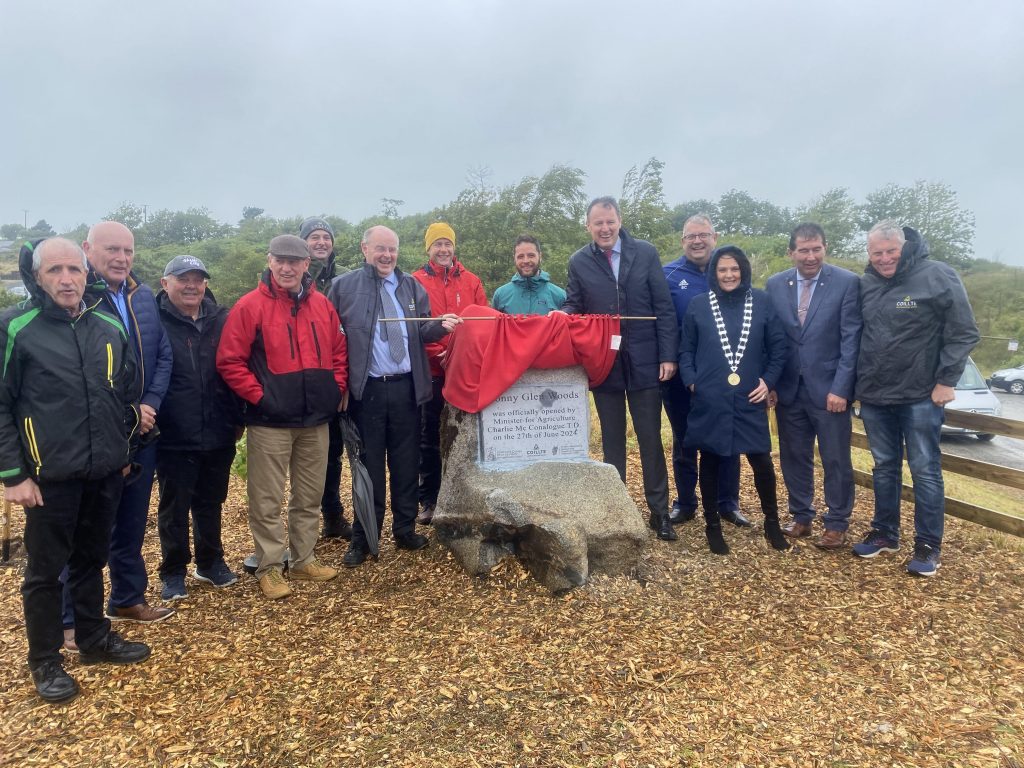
[
  {"xmin": 763, "ymin": 518, "xmax": 792, "ymax": 551},
  {"xmin": 343, "ymin": 544, "xmax": 368, "ymax": 568},
  {"xmin": 79, "ymin": 631, "xmax": 151, "ymax": 666},
  {"xmin": 395, "ymin": 532, "xmax": 429, "ymax": 551},
  {"xmin": 706, "ymin": 525, "xmax": 730, "ymax": 555},
  {"xmin": 669, "ymin": 501, "xmax": 696, "ymax": 524},
  {"xmin": 416, "ymin": 504, "xmax": 435, "ymax": 526},
  {"xmin": 720, "ymin": 508, "xmax": 753, "ymax": 528},
  {"xmin": 322, "ymin": 517, "xmax": 353, "ymax": 540},
  {"xmin": 31, "ymin": 661, "xmax": 80, "ymax": 703},
  {"xmin": 656, "ymin": 513, "xmax": 678, "ymax": 541}
]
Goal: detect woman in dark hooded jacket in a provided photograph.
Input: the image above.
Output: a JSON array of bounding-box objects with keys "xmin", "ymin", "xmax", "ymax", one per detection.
[{"xmin": 679, "ymin": 245, "xmax": 790, "ymax": 555}]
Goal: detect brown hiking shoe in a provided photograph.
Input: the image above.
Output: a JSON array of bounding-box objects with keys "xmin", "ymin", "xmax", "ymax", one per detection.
[
  {"xmin": 815, "ymin": 529, "xmax": 848, "ymax": 550},
  {"xmin": 258, "ymin": 569, "xmax": 293, "ymax": 599},
  {"xmin": 782, "ymin": 520, "xmax": 813, "ymax": 539},
  {"xmin": 106, "ymin": 602, "xmax": 175, "ymax": 624},
  {"xmin": 290, "ymin": 559, "xmax": 339, "ymax": 582}
]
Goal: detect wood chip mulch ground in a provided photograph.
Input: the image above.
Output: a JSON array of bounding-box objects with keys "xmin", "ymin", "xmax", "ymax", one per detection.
[{"xmin": 1, "ymin": 463, "xmax": 1022, "ymax": 768}]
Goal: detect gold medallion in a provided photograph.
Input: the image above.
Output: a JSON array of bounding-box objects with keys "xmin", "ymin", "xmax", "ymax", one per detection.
[{"xmin": 727, "ymin": 373, "xmax": 740, "ymax": 386}]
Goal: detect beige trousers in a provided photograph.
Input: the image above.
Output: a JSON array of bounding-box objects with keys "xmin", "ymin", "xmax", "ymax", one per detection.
[{"xmin": 246, "ymin": 424, "xmax": 329, "ymax": 577}]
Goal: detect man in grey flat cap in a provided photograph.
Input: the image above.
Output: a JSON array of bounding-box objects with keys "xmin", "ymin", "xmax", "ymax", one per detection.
[{"xmin": 217, "ymin": 236, "xmax": 349, "ymax": 600}]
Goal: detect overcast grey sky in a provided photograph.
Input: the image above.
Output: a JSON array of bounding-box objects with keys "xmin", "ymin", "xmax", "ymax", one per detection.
[{"xmin": 3, "ymin": 0, "xmax": 1022, "ymax": 262}]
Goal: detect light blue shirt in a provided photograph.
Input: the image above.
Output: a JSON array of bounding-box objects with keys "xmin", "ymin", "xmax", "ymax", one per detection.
[
  {"xmin": 368, "ymin": 272, "xmax": 412, "ymax": 377},
  {"xmin": 107, "ymin": 283, "xmax": 132, "ymax": 337},
  {"xmin": 797, "ymin": 269, "xmax": 820, "ymax": 307}
]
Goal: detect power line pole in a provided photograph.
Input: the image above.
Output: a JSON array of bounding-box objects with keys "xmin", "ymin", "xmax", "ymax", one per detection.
[{"xmin": 22, "ymin": 210, "xmax": 28, "ymax": 231}]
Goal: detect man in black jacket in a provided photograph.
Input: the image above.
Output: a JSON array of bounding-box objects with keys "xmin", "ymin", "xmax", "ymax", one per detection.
[
  {"xmin": 155, "ymin": 256, "xmax": 244, "ymax": 601},
  {"xmin": 562, "ymin": 197, "xmax": 679, "ymax": 540},
  {"xmin": 300, "ymin": 216, "xmax": 352, "ymax": 540},
  {"xmin": 852, "ymin": 221, "xmax": 979, "ymax": 577},
  {"xmin": 1, "ymin": 238, "xmax": 151, "ymax": 703},
  {"xmin": 327, "ymin": 225, "xmax": 460, "ymax": 567}
]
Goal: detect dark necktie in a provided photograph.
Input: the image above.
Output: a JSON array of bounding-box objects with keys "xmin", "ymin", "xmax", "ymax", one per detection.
[{"xmin": 378, "ymin": 284, "xmax": 407, "ymax": 364}]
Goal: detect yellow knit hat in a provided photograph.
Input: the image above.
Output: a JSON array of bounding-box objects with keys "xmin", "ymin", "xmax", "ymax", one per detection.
[{"xmin": 424, "ymin": 222, "xmax": 456, "ymax": 251}]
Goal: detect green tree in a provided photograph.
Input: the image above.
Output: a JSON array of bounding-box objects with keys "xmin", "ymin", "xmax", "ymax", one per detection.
[
  {"xmin": 671, "ymin": 200, "xmax": 720, "ymax": 230},
  {"xmin": 142, "ymin": 207, "xmax": 230, "ymax": 247},
  {"xmin": 104, "ymin": 202, "xmax": 146, "ymax": 231},
  {"xmin": 795, "ymin": 187, "xmax": 861, "ymax": 258},
  {"xmin": 241, "ymin": 206, "xmax": 264, "ymax": 221},
  {"xmin": 859, "ymin": 180, "xmax": 975, "ymax": 267},
  {"xmin": 60, "ymin": 223, "xmax": 90, "ymax": 244},
  {"xmin": 619, "ymin": 157, "xmax": 672, "ymax": 241},
  {"xmin": 26, "ymin": 220, "xmax": 56, "ymax": 238},
  {"xmin": 380, "ymin": 199, "xmax": 404, "ymax": 219},
  {"xmin": 1, "ymin": 223, "xmax": 24, "ymax": 239},
  {"xmin": 717, "ymin": 189, "xmax": 792, "ymax": 236}
]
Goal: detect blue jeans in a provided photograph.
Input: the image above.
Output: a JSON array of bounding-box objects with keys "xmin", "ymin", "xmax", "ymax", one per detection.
[{"xmin": 860, "ymin": 399, "xmax": 945, "ymax": 549}]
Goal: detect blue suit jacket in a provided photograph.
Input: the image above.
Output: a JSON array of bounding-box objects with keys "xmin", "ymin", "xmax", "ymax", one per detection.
[{"xmin": 765, "ymin": 263, "xmax": 862, "ymax": 409}]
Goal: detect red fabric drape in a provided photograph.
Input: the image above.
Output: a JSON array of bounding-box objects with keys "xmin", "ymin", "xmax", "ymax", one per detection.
[{"xmin": 441, "ymin": 305, "xmax": 620, "ymax": 413}]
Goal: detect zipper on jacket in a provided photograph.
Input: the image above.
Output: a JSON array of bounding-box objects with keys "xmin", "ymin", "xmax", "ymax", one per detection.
[
  {"xmin": 106, "ymin": 342, "xmax": 114, "ymax": 387},
  {"xmin": 23, "ymin": 416, "xmax": 42, "ymax": 476},
  {"xmin": 310, "ymin": 322, "xmax": 322, "ymax": 366},
  {"xmin": 125, "ymin": 288, "xmax": 146, "ymax": 385},
  {"xmin": 286, "ymin": 324, "xmax": 295, "ymax": 359},
  {"xmin": 187, "ymin": 335, "xmax": 198, "ymax": 371}
]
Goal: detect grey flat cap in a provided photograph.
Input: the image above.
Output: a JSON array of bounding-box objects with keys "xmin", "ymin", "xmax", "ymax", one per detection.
[{"xmin": 269, "ymin": 234, "xmax": 311, "ymax": 260}]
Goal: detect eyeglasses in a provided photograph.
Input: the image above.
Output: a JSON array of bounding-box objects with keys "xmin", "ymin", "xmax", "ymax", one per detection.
[{"xmin": 682, "ymin": 232, "xmax": 714, "ymax": 242}]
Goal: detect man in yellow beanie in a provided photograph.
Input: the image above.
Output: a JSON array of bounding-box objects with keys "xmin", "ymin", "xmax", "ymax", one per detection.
[{"xmin": 411, "ymin": 223, "xmax": 487, "ymax": 524}]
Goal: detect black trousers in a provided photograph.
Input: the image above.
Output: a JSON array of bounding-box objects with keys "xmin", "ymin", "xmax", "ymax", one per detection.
[
  {"xmin": 321, "ymin": 416, "xmax": 347, "ymax": 523},
  {"xmin": 156, "ymin": 446, "xmax": 235, "ymax": 578},
  {"xmin": 22, "ymin": 472, "xmax": 122, "ymax": 669},
  {"xmin": 418, "ymin": 376, "xmax": 445, "ymax": 507},
  {"xmin": 592, "ymin": 386, "xmax": 669, "ymax": 516},
  {"xmin": 661, "ymin": 375, "xmax": 742, "ymax": 513},
  {"xmin": 350, "ymin": 375, "xmax": 419, "ymax": 547},
  {"xmin": 699, "ymin": 452, "xmax": 778, "ymax": 527}
]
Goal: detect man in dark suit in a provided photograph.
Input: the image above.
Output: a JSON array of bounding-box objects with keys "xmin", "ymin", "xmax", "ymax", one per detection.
[
  {"xmin": 561, "ymin": 197, "xmax": 679, "ymax": 541},
  {"xmin": 766, "ymin": 223, "xmax": 862, "ymax": 549}
]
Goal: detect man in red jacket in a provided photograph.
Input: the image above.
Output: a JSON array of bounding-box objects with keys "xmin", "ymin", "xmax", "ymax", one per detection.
[
  {"xmin": 216, "ymin": 235, "xmax": 348, "ymax": 600},
  {"xmin": 411, "ymin": 223, "xmax": 487, "ymax": 524}
]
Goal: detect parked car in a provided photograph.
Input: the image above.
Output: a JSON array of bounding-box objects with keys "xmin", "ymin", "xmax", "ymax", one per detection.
[
  {"xmin": 944, "ymin": 357, "xmax": 1001, "ymax": 441},
  {"xmin": 988, "ymin": 363, "xmax": 1024, "ymax": 395}
]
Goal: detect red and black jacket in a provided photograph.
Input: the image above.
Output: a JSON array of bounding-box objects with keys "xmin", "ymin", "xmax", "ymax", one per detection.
[
  {"xmin": 217, "ymin": 270, "xmax": 347, "ymax": 428},
  {"xmin": 411, "ymin": 258, "xmax": 487, "ymax": 377}
]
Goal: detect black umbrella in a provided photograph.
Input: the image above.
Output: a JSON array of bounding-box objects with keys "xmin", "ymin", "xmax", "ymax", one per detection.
[{"xmin": 338, "ymin": 412, "xmax": 378, "ymax": 557}]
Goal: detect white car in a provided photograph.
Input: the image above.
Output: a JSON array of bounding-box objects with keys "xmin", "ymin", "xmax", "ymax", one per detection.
[
  {"xmin": 988, "ymin": 363, "xmax": 1024, "ymax": 395},
  {"xmin": 944, "ymin": 357, "xmax": 1001, "ymax": 441}
]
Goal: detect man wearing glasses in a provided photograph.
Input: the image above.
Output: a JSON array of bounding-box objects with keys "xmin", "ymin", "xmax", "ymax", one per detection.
[{"xmin": 662, "ymin": 215, "xmax": 746, "ymax": 530}]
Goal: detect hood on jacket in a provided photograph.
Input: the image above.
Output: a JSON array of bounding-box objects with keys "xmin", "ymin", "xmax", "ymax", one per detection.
[
  {"xmin": 511, "ymin": 270, "xmax": 552, "ymax": 289},
  {"xmin": 19, "ymin": 238, "xmax": 101, "ymax": 313},
  {"xmin": 18, "ymin": 239, "xmax": 47, "ymax": 307},
  {"xmin": 866, "ymin": 226, "xmax": 928, "ymax": 281},
  {"xmin": 707, "ymin": 245, "xmax": 752, "ymax": 297}
]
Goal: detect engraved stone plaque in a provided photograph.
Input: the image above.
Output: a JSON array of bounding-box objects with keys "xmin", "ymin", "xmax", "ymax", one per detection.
[{"xmin": 478, "ymin": 368, "xmax": 590, "ymax": 465}]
